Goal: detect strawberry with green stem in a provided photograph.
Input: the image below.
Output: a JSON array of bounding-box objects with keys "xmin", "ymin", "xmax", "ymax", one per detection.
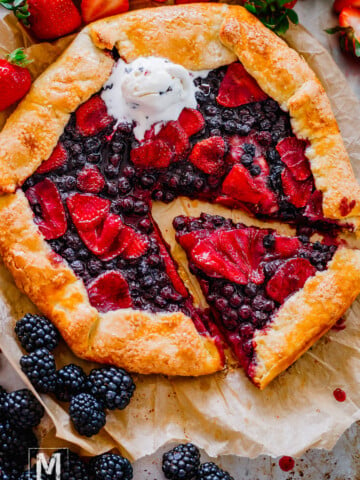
[
  {"xmin": 327, "ymin": 7, "xmax": 360, "ymax": 58},
  {"xmin": 242, "ymin": 0, "xmax": 299, "ymax": 35},
  {"xmin": 0, "ymin": 0, "xmax": 82, "ymax": 40},
  {"xmin": 0, "ymin": 48, "xmax": 32, "ymax": 111}
]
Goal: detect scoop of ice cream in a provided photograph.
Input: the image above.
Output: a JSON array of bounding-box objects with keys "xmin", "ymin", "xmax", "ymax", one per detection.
[{"xmin": 101, "ymin": 57, "xmax": 200, "ymax": 141}]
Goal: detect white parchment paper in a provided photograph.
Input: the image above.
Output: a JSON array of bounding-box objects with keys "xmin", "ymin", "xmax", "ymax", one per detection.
[{"xmin": 0, "ymin": 6, "xmax": 360, "ymax": 461}]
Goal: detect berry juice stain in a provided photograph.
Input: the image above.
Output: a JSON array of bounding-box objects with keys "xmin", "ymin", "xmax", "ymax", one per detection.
[
  {"xmin": 331, "ymin": 317, "xmax": 346, "ymax": 331},
  {"xmin": 279, "ymin": 456, "xmax": 295, "ymax": 472},
  {"xmin": 333, "ymin": 388, "xmax": 346, "ymax": 402}
]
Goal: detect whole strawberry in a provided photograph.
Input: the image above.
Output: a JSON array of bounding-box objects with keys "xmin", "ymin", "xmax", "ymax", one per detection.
[
  {"xmin": 0, "ymin": 0, "xmax": 82, "ymax": 40},
  {"xmin": 0, "ymin": 48, "xmax": 32, "ymax": 111},
  {"xmin": 327, "ymin": 6, "xmax": 360, "ymax": 58}
]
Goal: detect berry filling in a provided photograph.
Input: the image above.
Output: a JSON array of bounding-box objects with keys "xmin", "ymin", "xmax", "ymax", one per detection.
[
  {"xmin": 173, "ymin": 213, "xmax": 337, "ymax": 375},
  {"xmin": 21, "ymin": 60, "xmax": 344, "ymax": 352}
]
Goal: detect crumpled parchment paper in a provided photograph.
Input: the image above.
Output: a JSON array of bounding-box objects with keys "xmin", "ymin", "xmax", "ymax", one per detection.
[{"xmin": 1, "ymin": 8, "xmax": 360, "ymax": 461}]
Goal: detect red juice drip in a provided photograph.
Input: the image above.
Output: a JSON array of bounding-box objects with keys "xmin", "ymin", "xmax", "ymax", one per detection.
[
  {"xmin": 279, "ymin": 456, "xmax": 295, "ymax": 472},
  {"xmin": 333, "ymin": 388, "xmax": 346, "ymax": 402},
  {"xmin": 332, "ymin": 317, "xmax": 346, "ymax": 331}
]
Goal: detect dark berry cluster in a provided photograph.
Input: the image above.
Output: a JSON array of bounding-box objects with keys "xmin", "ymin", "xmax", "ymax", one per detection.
[
  {"xmin": 15, "ymin": 314, "xmax": 59, "ymax": 353},
  {"xmin": 0, "ymin": 385, "xmax": 42, "ymax": 478},
  {"xmin": 162, "ymin": 443, "xmax": 233, "ymax": 480},
  {"xmin": 91, "ymin": 453, "xmax": 133, "ymax": 480},
  {"xmin": 69, "ymin": 393, "xmax": 106, "ymax": 437}
]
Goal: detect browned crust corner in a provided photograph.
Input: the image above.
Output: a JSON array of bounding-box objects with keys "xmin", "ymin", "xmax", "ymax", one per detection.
[
  {"xmin": 251, "ymin": 247, "xmax": 360, "ymax": 389},
  {"xmin": 0, "ymin": 190, "xmax": 222, "ymax": 375}
]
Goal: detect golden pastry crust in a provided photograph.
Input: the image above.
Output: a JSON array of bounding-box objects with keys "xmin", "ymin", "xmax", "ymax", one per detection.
[
  {"xmin": 252, "ymin": 247, "xmax": 360, "ymax": 389},
  {"xmin": 0, "ymin": 191, "xmax": 223, "ymax": 375}
]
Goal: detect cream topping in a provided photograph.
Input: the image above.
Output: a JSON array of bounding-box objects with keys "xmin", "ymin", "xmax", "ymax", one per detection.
[{"xmin": 101, "ymin": 57, "xmax": 208, "ymax": 141}]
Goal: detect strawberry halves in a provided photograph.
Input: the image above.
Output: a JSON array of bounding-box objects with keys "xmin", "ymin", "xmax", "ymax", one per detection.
[
  {"xmin": 36, "ymin": 142, "xmax": 68, "ymax": 174},
  {"xmin": 25, "ymin": 179, "xmax": 67, "ymax": 240},
  {"xmin": 88, "ymin": 271, "xmax": 132, "ymax": 313},
  {"xmin": 76, "ymin": 95, "xmax": 114, "ymax": 136},
  {"xmin": 217, "ymin": 62, "xmax": 268, "ymax": 108}
]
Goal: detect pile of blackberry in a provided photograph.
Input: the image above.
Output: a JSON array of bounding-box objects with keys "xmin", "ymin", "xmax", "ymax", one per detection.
[
  {"xmin": 15, "ymin": 313, "xmax": 136, "ymax": 438},
  {"xmin": 0, "ymin": 385, "xmax": 42, "ymax": 478},
  {"xmin": 17, "ymin": 449, "xmax": 133, "ymax": 480},
  {"xmin": 162, "ymin": 443, "xmax": 234, "ymax": 480}
]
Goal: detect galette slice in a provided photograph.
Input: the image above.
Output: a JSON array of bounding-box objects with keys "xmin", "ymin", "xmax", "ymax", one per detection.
[{"xmin": 174, "ymin": 214, "xmax": 360, "ymax": 388}]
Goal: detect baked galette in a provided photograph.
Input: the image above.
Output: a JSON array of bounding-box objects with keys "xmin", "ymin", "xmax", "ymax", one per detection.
[{"xmin": 1, "ymin": 4, "xmax": 360, "ymax": 388}]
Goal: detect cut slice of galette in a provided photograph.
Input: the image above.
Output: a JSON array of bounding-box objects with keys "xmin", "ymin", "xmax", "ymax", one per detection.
[
  {"xmin": 174, "ymin": 213, "xmax": 360, "ymax": 388},
  {"xmin": 0, "ymin": 4, "xmax": 360, "ymax": 387}
]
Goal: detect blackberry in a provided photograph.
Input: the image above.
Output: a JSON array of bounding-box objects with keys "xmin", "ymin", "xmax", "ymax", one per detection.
[
  {"xmin": 196, "ymin": 463, "xmax": 234, "ymax": 480},
  {"xmin": 0, "ymin": 467, "xmax": 10, "ymax": 480},
  {"xmin": 20, "ymin": 348, "xmax": 57, "ymax": 393},
  {"xmin": 69, "ymin": 393, "xmax": 105, "ymax": 437},
  {"xmin": 88, "ymin": 366, "xmax": 135, "ymax": 410},
  {"xmin": 4, "ymin": 389, "xmax": 44, "ymax": 429},
  {"xmin": 15, "ymin": 314, "xmax": 59, "ymax": 353},
  {"xmin": 90, "ymin": 453, "xmax": 133, "ymax": 480},
  {"xmin": 0, "ymin": 420, "xmax": 38, "ymax": 460},
  {"xmin": 0, "ymin": 455, "xmax": 25, "ymax": 479},
  {"xmin": 55, "ymin": 364, "xmax": 88, "ymax": 402},
  {"xmin": 18, "ymin": 468, "xmax": 47, "ymax": 480},
  {"xmin": 162, "ymin": 443, "xmax": 200, "ymax": 480},
  {"xmin": 48, "ymin": 450, "xmax": 91, "ymax": 480},
  {"xmin": 0, "ymin": 385, "xmax": 7, "ymax": 419}
]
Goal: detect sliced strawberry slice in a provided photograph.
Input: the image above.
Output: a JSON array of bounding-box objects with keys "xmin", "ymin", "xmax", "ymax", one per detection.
[
  {"xmin": 276, "ymin": 137, "xmax": 311, "ymax": 181},
  {"xmin": 79, "ymin": 214, "xmax": 123, "ymax": 256},
  {"xmin": 222, "ymin": 164, "xmax": 278, "ymax": 214},
  {"xmin": 131, "ymin": 139, "xmax": 173, "ymax": 169},
  {"xmin": 77, "ymin": 165, "xmax": 105, "ymax": 193},
  {"xmin": 36, "ymin": 143, "xmax": 67, "ymax": 174},
  {"xmin": 178, "ymin": 108, "xmax": 205, "ymax": 137},
  {"xmin": 122, "ymin": 227, "xmax": 150, "ymax": 259},
  {"xmin": 185, "ymin": 228, "xmax": 267, "ymax": 285},
  {"xmin": 157, "ymin": 121, "xmax": 190, "ymax": 158},
  {"xmin": 273, "ymin": 236, "xmax": 301, "ymax": 258},
  {"xmin": 66, "ymin": 194, "xmax": 110, "ymax": 230},
  {"xmin": 281, "ymin": 168, "xmax": 314, "ymax": 208},
  {"xmin": 26, "ymin": 179, "xmax": 67, "ymax": 240},
  {"xmin": 151, "ymin": 225, "xmax": 189, "ymax": 298},
  {"xmin": 75, "ymin": 95, "xmax": 114, "ymax": 136},
  {"xmin": 266, "ymin": 258, "xmax": 316, "ymax": 304},
  {"xmin": 88, "ymin": 271, "xmax": 132, "ymax": 313},
  {"xmin": 304, "ymin": 190, "xmax": 324, "ymax": 221},
  {"xmin": 217, "ymin": 63, "xmax": 268, "ymax": 108},
  {"xmin": 99, "ymin": 225, "xmax": 149, "ymax": 261},
  {"xmin": 81, "ymin": 0, "xmax": 129, "ymax": 23},
  {"xmin": 176, "ymin": 230, "xmax": 212, "ymax": 252},
  {"xmin": 189, "ymin": 136, "xmax": 226, "ymax": 175}
]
